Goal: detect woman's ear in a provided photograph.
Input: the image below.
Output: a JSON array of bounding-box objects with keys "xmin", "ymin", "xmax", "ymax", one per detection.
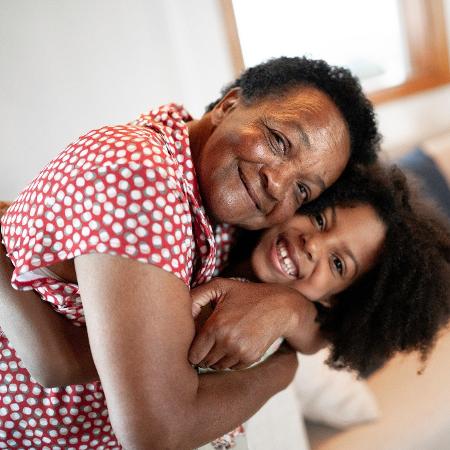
[{"xmin": 210, "ymin": 87, "xmax": 241, "ymax": 126}]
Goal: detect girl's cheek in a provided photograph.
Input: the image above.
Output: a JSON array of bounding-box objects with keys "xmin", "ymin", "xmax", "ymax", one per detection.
[{"xmin": 303, "ymin": 269, "xmax": 334, "ymax": 302}]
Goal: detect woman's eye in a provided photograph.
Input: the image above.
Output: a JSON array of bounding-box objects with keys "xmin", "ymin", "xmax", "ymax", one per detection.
[
  {"xmin": 314, "ymin": 213, "xmax": 325, "ymax": 230},
  {"xmin": 332, "ymin": 255, "xmax": 344, "ymax": 276},
  {"xmin": 297, "ymin": 183, "xmax": 309, "ymax": 202},
  {"xmin": 271, "ymin": 130, "xmax": 287, "ymax": 155}
]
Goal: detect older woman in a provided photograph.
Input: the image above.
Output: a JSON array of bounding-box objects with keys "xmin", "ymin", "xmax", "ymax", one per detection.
[{"xmin": 0, "ymin": 57, "xmax": 379, "ymax": 448}]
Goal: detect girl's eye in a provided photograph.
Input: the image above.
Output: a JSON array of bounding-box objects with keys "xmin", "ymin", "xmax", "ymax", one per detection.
[
  {"xmin": 314, "ymin": 213, "xmax": 326, "ymax": 230},
  {"xmin": 332, "ymin": 255, "xmax": 344, "ymax": 276}
]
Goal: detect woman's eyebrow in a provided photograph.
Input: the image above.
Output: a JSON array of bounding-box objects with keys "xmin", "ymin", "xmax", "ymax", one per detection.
[
  {"xmin": 310, "ymin": 174, "xmax": 326, "ymax": 192},
  {"xmin": 284, "ymin": 119, "xmax": 310, "ymax": 149},
  {"xmin": 295, "ymin": 124, "xmax": 311, "ymax": 149}
]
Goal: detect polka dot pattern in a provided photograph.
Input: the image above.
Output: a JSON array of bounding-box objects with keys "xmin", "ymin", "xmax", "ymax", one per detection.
[
  {"xmin": 0, "ymin": 335, "xmax": 120, "ymax": 448},
  {"xmin": 0, "ymin": 104, "xmax": 235, "ymax": 446}
]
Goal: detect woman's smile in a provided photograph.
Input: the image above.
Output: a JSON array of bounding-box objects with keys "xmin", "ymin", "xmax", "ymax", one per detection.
[
  {"xmin": 189, "ymin": 86, "xmax": 350, "ymax": 230},
  {"xmin": 238, "ymin": 166, "xmax": 264, "ymax": 213}
]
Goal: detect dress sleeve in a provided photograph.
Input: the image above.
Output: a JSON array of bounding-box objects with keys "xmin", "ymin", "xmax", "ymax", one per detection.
[
  {"xmin": 2, "ymin": 125, "xmax": 195, "ymax": 287},
  {"xmin": 68, "ymin": 161, "xmax": 193, "ymax": 285}
]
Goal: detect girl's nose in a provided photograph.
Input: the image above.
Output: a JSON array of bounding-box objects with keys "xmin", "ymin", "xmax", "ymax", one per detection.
[
  {"xmin": 297, "ymin": 234, "xmax": 319, "ymax": 279},
  {"xmin": 303, "ymin": 233, "xmax": 323, "ymax": 262}
]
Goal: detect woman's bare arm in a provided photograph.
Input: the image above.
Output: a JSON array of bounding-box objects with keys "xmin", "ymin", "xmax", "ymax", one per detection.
[
  {"xmin": 0, "ymin": 242, "xmax": 98, "ymax": 386},
  {"xmin": 189, "ymin": 278, "xmax": 327, "ymax": 370},
  {"xmin": 75, "ymin": 253, "xmax": 297, "ymax": 450},
  {"xmin": 0, "ymin": 241, "xmax": 318, "ymax": 391}
]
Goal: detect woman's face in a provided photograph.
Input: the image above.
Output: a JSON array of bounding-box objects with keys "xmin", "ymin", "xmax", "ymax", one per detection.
[
  {"xmin": 251, "ymin": 204, "xmax": 386, "ymax": 305},
  {"xmin": 192, "ymin": 87, "xmax": 351, "ymax": 230}
]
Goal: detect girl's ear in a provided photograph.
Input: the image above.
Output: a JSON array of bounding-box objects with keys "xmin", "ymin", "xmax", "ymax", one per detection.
[{"xmin": 210, "ymin": 87, "xmax": 241, "ymax": 126}]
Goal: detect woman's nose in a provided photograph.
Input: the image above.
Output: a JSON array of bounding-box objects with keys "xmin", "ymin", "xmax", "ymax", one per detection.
[{"xmin": 260, "ymin": 163, "xmax": 298, "ymax": 205}]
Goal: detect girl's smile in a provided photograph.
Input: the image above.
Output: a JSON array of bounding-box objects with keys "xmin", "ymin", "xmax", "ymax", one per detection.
[{"xmin": 252, "ymin": 203, "xmax": 386, "ymax": 305}]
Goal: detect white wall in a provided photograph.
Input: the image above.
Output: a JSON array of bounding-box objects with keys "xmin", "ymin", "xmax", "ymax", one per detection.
[
  {"xmin": 0, "ymin": 0, "xmax": 234, "ymax": 199},
  {"xmin": 1, "ymin": 0, "xmax": 450, "ymax": 200}
]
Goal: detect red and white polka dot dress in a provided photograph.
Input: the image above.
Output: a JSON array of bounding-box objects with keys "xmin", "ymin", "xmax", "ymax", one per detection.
[{"xmin": 0, "ymin": 104, "xmax": 235, "ymax": 448}]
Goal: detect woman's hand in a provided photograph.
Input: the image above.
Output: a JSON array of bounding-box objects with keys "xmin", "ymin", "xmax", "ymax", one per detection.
[{"xmin": 189, "ymin": 278, "xmax": 305, "ymax": 370}]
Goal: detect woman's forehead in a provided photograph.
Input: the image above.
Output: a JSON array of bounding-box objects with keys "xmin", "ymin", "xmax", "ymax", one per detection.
[{"xmin": 257, "ymin": 86, "xmax": 337, "ymax": 114}]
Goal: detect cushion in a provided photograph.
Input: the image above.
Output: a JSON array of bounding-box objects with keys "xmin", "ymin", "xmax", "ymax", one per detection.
[
  {"xmin": 397, "ymin": 148, "xmax": 450, "ymax": 219},
  {"xmin": 245, "ymin": 383, "xmax": 310, "ymax": 450},
  {"xmin": 293, "ymin": 349, "xmax": 380, "ymax": 429}
]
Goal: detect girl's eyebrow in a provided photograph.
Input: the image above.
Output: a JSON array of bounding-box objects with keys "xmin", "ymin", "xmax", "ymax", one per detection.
[
  {"xmin": 330, "ymin": 206, "xmax": 336, "ymax": 227},
  {"xmin": 330, "ymin": 206, "xmax": 358, "ymax": 278},
  {"xmin": 343, "ymin": 246, "xmax": 359, "ymax": 280}
]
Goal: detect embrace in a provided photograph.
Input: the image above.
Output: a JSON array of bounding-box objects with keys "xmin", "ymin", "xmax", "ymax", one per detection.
[{"xmin": 0, "ymin": 57, "xmax": 449, "ymax": 449}]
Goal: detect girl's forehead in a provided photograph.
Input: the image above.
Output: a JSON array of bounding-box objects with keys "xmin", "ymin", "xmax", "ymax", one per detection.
[{"xmin": 336, "ymin": 204, "xmax": 386, "ymax": 268}]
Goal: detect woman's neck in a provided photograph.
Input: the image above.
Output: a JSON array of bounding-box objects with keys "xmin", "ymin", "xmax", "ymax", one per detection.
[{"xmin": 187, "ymin": 116, "xmax": 214, "ymax": 176}]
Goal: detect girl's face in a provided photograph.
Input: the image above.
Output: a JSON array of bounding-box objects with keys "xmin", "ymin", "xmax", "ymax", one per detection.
[{"xmin": 251, "ymin": 204, "xmax": 386, "ymax": 306}]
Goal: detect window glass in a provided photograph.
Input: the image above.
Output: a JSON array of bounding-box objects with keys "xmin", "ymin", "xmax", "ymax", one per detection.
[{"xmin": 232, "ymin": 0, "xmax": 410, "ymax": 92}]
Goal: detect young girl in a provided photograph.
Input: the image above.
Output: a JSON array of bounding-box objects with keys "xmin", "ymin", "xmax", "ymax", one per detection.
[{"xmin": 190, "ymin": 163, "xmax": 450, "ymax": 376}]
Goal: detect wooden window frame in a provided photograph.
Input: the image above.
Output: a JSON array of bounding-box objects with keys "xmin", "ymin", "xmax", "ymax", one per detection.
[{"xmin": 220, "ymin": 0, "xmax": 450, "ymax": 105}]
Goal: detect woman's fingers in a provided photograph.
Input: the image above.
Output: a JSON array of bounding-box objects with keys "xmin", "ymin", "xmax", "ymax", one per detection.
[
  {"xmin": 210, "ymin": 355, "xmax": 241, "ymax": 371},
  {"xmin": 191, "ymin": 279, "xmax": 226, "ymax": 318},
  {"xmin": 191, "ymin": 302, "xmax": 202, "ymax": 318},
  {"xmin": 198, "ymin": 343, "xmax": 226, "ymax": 368},
  {"xmin": 188, "ymin": 326, "xmax": 216, "ymax": 365},
  {"xmin": 190, "ymin": 279, "xmax": 223, "ymax": 307}
]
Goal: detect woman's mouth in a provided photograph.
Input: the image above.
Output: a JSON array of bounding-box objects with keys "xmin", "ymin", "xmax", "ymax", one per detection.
[
  {"xmin": 238, "ymin": 167, "xmax": 262, "ymax": 213},
  {"xmin": 274, "ymin": 236, "xmax": 299, "ymax": 278}
]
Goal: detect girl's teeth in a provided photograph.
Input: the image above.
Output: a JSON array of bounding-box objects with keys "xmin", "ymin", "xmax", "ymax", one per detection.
[{"xmin": 276, "ymin": 239, "xmax": 297, "ymax": 277}]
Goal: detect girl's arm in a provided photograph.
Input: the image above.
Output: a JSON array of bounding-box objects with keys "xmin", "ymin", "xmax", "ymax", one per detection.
[
  {"xmin": 0, "ymin": 241, "xmax": 98, "ymax": 386},
  {"xmin": 74, "ymin": 252, "xmax": 298, "ymax": 450}
]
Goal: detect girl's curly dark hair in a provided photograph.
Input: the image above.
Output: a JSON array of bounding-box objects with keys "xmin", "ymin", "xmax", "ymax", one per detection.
[
  {"xmin": 302, "ymin": 164, "xmax": 450, "ymax": 376},
  {"xmin": 206, "ymin": 56, "xmax": 381, "ymax": 166}
]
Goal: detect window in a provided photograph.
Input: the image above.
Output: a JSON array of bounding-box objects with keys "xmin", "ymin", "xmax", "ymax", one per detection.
[{"xmin": 221, "ymin": 0, "xmax": 450, "ymax": 103}]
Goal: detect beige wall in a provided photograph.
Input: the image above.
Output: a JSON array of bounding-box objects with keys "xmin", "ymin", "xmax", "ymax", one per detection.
[
  {"xmin": 376, "ymin": 84, "xmax": 450, "ymax": 158},
  {"xmin": 376, "ymin": 0, "xmax": 450, "ymax": 157}
]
